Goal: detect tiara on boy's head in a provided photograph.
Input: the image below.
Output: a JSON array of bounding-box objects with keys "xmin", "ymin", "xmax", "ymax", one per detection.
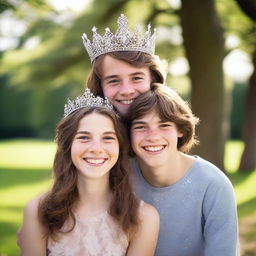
[
  {"xmin": 63, "ymin": 88, "xmax": 113, "ymax": 118},
  {"xmin": 82, "ymin": 13, "xmax": 156, "ymax": 63}
]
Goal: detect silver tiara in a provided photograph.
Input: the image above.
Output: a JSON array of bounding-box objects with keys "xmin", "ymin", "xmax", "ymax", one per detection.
[
  {"xmin": 64, "ymin": 88, "xmax": 113, "ymax": 118},
  {"xmin": 82, "ymin": 13, "xmax": 156, "ymax": 63}
]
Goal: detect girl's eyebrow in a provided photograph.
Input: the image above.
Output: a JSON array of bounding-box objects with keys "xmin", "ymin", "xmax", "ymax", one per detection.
[
  {"xmin": 76, "ymin": 131, "xmax": 116, "ymax": 135},
  {"xmin": 76, "ymin": 131, "xmax": 90, "ymax": 135}
]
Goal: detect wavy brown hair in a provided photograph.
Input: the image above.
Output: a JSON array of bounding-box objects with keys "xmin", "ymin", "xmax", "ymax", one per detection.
[
  {"xmin": 86, "ymin": 51, "xmax": 167, "ymax": 97},
  {"xmin": 125, "ymin": 83, "xmax": 200, "ymax": 153},
  {"xmin": 38, "ymin": 107, "xmax": 139, "ymax": 240}
]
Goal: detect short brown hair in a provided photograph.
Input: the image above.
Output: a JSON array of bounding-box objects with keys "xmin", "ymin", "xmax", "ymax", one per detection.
[
  {"xmin": 86, "ymin": 51, "xmax": 167, "ymax": 97},
  {"xmin": 126, "ymin": 83, "xmax": 199, "ymax": 153}
]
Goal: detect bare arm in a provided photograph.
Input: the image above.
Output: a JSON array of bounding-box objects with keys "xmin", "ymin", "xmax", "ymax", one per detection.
[
  {"xmin": 20, "ymin": 195, "xmax": 47, "ymax": 256},
  {"xmin": 126, "ymin": 202, "xmax": 160, "ymax": 256}
]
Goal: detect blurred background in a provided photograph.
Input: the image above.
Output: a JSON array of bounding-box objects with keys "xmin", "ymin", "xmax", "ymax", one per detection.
[{"xmin": 0, "ymin": 0, "xmax": 255, "ymax": 255}]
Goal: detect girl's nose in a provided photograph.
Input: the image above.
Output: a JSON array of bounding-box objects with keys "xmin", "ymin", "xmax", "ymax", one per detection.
[{"xmin": 89, "ymin": 140, "xmax": 103, "ymax": 153}]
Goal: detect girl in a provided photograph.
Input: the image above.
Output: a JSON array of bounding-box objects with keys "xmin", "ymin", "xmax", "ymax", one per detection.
[{"xmin": 20, "ymin": 89, "xmax": 159, "ymax": 256}]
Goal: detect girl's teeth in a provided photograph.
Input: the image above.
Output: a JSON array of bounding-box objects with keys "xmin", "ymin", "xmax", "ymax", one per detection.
[
  {"xmin": 144, "ymin": 146, "xmax": 164, "ymax": 152},
  {"xmin": 85, "ymin": 158, "xmax": 105, "ymax": 164}
]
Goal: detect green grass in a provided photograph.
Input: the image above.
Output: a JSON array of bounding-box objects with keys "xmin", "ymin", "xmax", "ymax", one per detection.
[
  {"xmin": 0, "ymin": 139, "xmax": 255, "ymax": 255},
  {"xmin": 0, "ymin": 139, "xmax": 55, "ymax": 256}
]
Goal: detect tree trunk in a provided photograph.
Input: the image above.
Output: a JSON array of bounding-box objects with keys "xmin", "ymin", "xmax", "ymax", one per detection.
[
  {"xmin": 180, "ymin": 0, "xmax": 228, "ymax": 170},
  {"xmin": 239, "ymin": 49, "xmax": 256, "ymax": 172}
]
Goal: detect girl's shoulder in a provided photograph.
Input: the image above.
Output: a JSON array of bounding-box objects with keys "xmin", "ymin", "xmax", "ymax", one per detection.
[
  {"xmin": 138, "ymin": 200, "xmax": 160, "ymax": 224},
  {"xmin": 24, "ymin": 192, "xmax": 48, "ymax": 216},
  {"xmin": 126, "ymin": 201, "xmax": 160, "ymax": 256}
]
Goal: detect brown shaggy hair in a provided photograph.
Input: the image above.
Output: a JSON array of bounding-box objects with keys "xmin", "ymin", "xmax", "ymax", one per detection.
[
  {"xmin": 125, "ymin": 83, "xmax": 200, "ymax": 153},
  {"xmin": 86, "ymin": 51, "xmax": 167, "ymax": 97},
  {"xmin": 38, "ymin": 107, "xmax": 139, "ymax": 240}
]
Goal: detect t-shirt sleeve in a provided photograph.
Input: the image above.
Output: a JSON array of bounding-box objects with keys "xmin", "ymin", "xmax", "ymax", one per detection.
[{"xmin": 202, "ymin": 173, "xmax": 240, "ymax": 256}]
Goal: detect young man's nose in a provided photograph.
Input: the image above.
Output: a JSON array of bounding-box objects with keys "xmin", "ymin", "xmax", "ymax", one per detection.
[
  {"xmin": 119, "ymin": 81, "xmax": 135, "ymax": 95},
  {"xmin": 146, "ymin": 128, "xmax": 161, "ymax": 141}
]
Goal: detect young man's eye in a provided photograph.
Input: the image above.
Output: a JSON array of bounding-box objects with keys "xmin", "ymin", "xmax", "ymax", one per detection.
[
  {"xmin": 107, "ymin": 79, "xmax": 119, "ymax": 85},
  {"xmin": 132, "ymin": 76, "xmax": 143, "ymax": 81},
  {"xmin": 132, "ymin": 125, "xmax": 146, "ymax": 130},
  {"xmin": 160, "ymin": 123, "xmax": 172, "ymax": 128}
]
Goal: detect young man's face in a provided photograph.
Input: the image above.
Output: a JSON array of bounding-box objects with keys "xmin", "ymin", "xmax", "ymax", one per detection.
[
  {"xmin": 131, "ymin": 110, "xmax": 183, "ymax": 169},
  {"xmin": 101, "ymin": 55, "xmax": 151, "ymax": 116}
]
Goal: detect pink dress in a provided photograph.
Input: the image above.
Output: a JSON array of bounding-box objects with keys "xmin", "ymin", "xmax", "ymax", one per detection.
[{"xmin": 47, "ymin": 211, "xmax": 128, "ymax": 256}]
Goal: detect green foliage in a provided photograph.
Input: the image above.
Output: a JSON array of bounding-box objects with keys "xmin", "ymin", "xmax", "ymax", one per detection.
[
  {"xmin": 0, "ymin": 76, "xmax": 74, "ymax": 138},
  {"xmin": 217, "ymin": 0, "xmax": 255, "ymax": 54},
  {"xmin": 0, "ymin": 0, "xmax": 15, "ymax": 13},
  {"xmin": 0, "ymin": 76, "xmax": 34, "ymax": 137}
]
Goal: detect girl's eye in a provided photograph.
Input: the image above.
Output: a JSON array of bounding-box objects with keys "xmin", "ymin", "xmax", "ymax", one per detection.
[
  {"xmin": 76, "ymin": 136, "xmax": 89, "ymax": 140},
  {"xmin": 103, "ymin": 136, "xmax": 116, "ymax": 141}
]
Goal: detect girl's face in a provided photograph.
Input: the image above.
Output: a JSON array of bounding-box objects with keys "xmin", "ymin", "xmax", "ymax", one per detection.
[{"xmin": 71, "ymin": 112, "xmax": 119, "ymax": 180}]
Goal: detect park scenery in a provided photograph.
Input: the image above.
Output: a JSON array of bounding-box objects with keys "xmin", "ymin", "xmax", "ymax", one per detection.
[{"xmin": 0, "ymin": 0, "xmax": 256, "ymax": 255}]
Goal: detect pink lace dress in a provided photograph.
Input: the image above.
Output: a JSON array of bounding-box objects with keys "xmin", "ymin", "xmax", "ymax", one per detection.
[{"xmin": 47, "ymin": 211, "xmax": 128, "ymax": 256}]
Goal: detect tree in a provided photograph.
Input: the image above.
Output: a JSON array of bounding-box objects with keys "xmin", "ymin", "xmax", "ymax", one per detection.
[
  {"xmin": 180, "ymin": 0, "xmax": 227, "ymax": 169},
  {"xmin": 235, "ymin": 0, "xmax": 256, "ymax": 172}
]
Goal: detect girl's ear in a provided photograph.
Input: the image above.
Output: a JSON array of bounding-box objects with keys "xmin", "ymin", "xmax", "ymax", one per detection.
[{"xmin": 178, "ymin": 131, "xmax": 183, "ymax": 138}]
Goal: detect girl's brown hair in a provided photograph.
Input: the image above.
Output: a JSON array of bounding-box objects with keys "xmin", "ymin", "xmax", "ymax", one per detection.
[
  {"xmin": 126, "ymin": 83, "xmax": 200, "ymax": 153},
  {"xmin": 39, "ymin": 107, "xmax": 139, "ymax": 239},
  {"xmin": 86, "ymin": 51, "xmax": 167, "ymax": 97}
]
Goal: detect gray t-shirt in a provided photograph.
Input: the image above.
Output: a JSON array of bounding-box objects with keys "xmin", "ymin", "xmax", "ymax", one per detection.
[{"xmin": 132, "ymin": 156, "xmax": 240, "ymax": 256}]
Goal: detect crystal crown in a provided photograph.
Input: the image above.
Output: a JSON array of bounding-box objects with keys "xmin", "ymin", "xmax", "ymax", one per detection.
[
  {"xmin": 82, "ymin": 14, "xmax": 156, "ymax": 63},
  {"xmin": 64, "ymin": 88, "xmax": 113, "ymax": 118}
]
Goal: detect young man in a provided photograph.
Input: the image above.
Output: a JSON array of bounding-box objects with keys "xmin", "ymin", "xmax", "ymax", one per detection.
[
  {"xmin": 82, "ymin": 13, "xmax": 167, "ymax": 116},
  {"xmin": 125, "ymin": 83, "xmax": 240, "ymax": 256}
]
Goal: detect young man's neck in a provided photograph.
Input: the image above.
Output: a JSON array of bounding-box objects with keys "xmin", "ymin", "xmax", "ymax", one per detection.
[{"xmin": 138, "ymin": 152, "xmax": 195, "ymax": 187}]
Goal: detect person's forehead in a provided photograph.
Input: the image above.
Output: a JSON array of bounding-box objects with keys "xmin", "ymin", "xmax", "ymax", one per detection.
[
  {"xmin": 132, "ymin": 110, "xmax": 160, "ymax": 122},
  {"xmin": 100, "ymin": 55, "xmax": 150, "ymax": 75}
]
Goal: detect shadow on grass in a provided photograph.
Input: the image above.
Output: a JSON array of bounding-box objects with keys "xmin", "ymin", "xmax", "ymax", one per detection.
[
  {"xmin": 0, "ymin": 220, "xmax": 20, "ymax": 256},
  {"xmin": 0, "ymin": 167, "xmax": 51, "ymax": 189}
]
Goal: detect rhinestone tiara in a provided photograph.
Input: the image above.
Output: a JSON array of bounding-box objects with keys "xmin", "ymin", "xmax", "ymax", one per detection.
[
  {"xmin": 64, "ymin": 88, "xmax": 113, "ymax": 118},
  {"xmin": 82, "ymin": 13, "xmax": 156, "ymax": 63}
]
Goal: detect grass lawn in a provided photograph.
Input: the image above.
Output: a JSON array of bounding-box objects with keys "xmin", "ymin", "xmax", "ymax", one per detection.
[{"xmin": 0, "ymin": 139, "xmax": 255, "ymax": 256}]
